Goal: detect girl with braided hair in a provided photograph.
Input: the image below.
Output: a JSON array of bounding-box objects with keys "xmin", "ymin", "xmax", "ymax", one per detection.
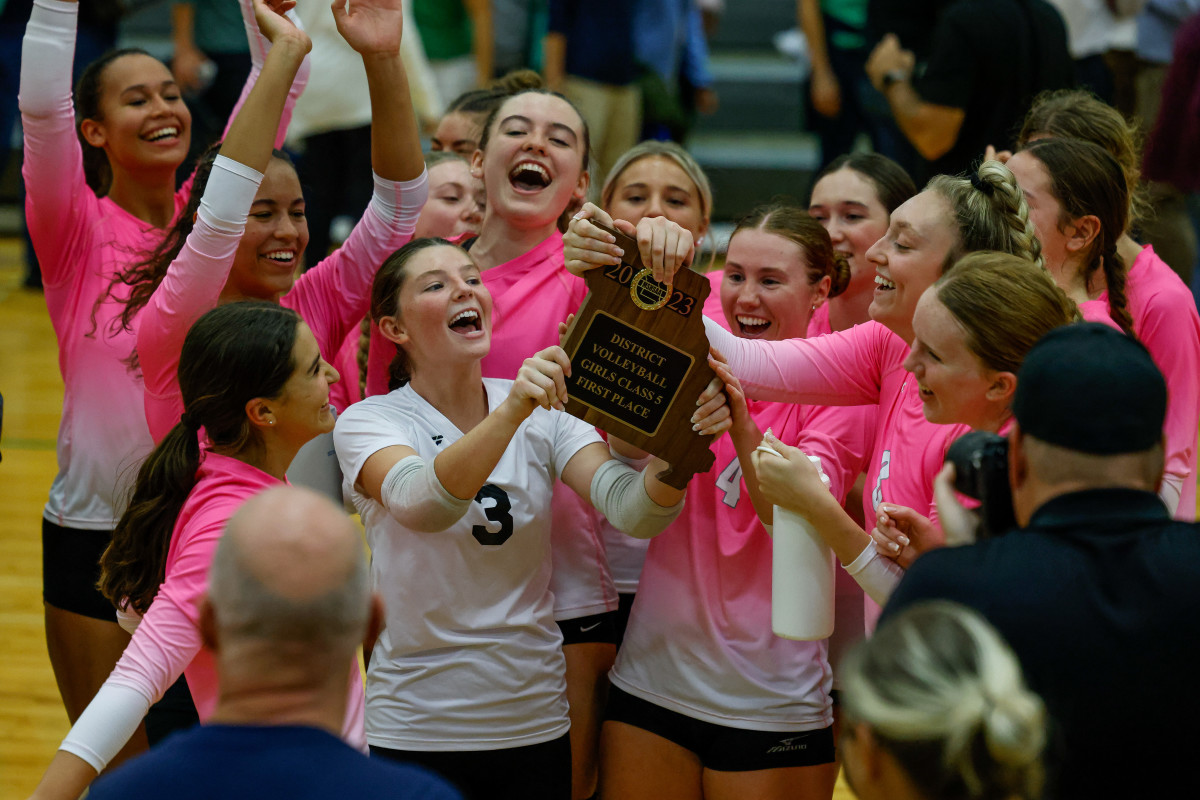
[
  {"xmin": 1006, "ymin": 133, "xmax": 1199, "ymax": 518},
  {"xmin": 1005, "ymin": 138, "xmax": 1133, "ymax": 333}
]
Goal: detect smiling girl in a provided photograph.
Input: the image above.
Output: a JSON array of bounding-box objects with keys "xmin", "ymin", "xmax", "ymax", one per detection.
[
  {"xmin": 28, "ymin": 302, "xmax": 347, "ymax": 800},
  {"xmin": 567, "ymin": 159, "xmax": 1041, "ymax": 598},
  {"xmin": 333, "ymin": 238, "xmax": 726, "ymax": 799},
  {"xmin": 18, "ymin": 0, "xmax": 304, "ymax": 737},
  {"xmin": 807, "ymin": 153, "xmax": 916, "ymax": 334},
  {"xmin": 433, "ymin": 83, "xmax": 617, "ymax": 800},
  {"xmin": 1014, "ymin": 91, "xmax": 1200, "ymax": 520},
  {"xmin": 601, "ymin": 203, "xmax": 868, "ymax": 800},
  {"xmin": 112, "ymin": 0, "xmax": 426, "ymax": 443},
  {"xmin": 751, "ymin": 252, "xmax": 1075, "ymax": 602}
]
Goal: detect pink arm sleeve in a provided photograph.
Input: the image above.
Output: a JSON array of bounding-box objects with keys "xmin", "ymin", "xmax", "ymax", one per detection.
[
  {"xmin": 1138, "ymin": 302, "xmax": 1200, "ymax": 519},
  {"xmin": 225, "ymin": 0, "xmax": 310, "ymax": 150},
  {"xmin": 795, "ymin": 403, "xmax": 877, "ymax": 506},
  {"xmin": 18, "ymin": 0, "xmax": 96, "ymax": 289},
  {"xmin": 139, "ymin": 157, "xmax": 265, "ymax": 441},
  {"xmin": 288, "ymin": 170, "xmax": 429, "ymax": 359},
  {"xmin": 704, "ymin": 316, "xmax": 893, "ymax": 406},
  {"xmin": 58, "ymin": 584, "xmax": 203, "ymax": 772}
]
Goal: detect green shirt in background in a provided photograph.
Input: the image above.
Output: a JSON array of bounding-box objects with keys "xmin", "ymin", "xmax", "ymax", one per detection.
[
  {"xmin": 413, "ymin": 0, "xmax": 473, "ymax": 61},
  {"xmin": 189, "ymin": 0, "xmax": 249, "ymax": 55},
  {"xmin": 820, "ymin": 0, "xmax": 867, "ymax": 50}
]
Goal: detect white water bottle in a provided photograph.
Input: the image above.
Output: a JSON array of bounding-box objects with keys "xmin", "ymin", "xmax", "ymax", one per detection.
[{"xmin": 757, "ymin": 438, "xmax": 836, "ymax": 641}]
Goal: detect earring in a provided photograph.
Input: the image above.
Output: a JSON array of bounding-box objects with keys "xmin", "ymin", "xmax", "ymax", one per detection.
[{"xmin": 268, "ymin": 420, "xmax": 275, "ymax": 425}]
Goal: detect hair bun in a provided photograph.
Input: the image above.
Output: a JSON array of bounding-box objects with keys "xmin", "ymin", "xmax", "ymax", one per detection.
[{"xmin": 490, "ymin": 69, "xmax": 544, "ymax": 94}]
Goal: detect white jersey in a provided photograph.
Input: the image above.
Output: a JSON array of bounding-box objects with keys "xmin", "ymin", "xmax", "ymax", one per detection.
[{"xmin": 334, "ymin": 379, "xmax": 602, "ymax": 751}]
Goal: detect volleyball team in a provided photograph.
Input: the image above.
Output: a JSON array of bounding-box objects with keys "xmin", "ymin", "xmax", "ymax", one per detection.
[{"xmin": 18, "ymin": 0, "xmax": 1200, "ymax": 799}]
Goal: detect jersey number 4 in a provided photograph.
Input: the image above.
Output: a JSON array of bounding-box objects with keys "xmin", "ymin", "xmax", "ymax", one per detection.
[
  {"xmin": 472, "ymin": 484, "xmax": 515, "ymax": 545},
  {"xmin": 715, "ymin": 457, "xmax": 742, "ymax": 508}
]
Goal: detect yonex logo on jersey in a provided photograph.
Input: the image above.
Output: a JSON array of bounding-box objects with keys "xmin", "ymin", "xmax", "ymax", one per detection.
[
  {"xmin": 766, "ymin": 736, "xmax": 809, "ymax": 754},
  {"xmin": 431, "ymin": 435, "xmax": 444, "ymax": 446}
]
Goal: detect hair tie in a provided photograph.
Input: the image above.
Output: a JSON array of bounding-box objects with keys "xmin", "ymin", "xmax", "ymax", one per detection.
[
  {"xmin": 969, "ymin": 171, "xmax": 995, "ymax": 197},
  {"xmin": 180, "ymin": 411, "xmax": 200, "ymax": 431}
]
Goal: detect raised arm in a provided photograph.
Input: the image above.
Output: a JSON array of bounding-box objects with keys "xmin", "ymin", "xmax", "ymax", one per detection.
[
  {"xmin": 289, "ymin": 0, "xmax": 429, "ymax": 358},
  {"xmin": 138, "ymin": 0, "xmax": 311, "ymax": 440},
  {"xmin": 27, "ymin": 517, "xmax": 219, "ymax": 800},
  {"xmin": 19, "ymin": 0, "xmax": 95, "ymax": 284},
  {"xmin": 222, "ymin": 0, "xmax": 311, "ymax": 150}
]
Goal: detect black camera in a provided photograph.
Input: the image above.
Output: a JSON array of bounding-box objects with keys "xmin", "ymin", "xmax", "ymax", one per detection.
[{"xmin": 945, "ymin": 431, "xmax": 1015, "ymax": 539}]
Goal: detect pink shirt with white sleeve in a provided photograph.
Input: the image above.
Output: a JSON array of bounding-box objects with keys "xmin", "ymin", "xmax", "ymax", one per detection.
[
  {"xmin": 137, "ymin": 165, "xmax": 428, "ymax": 441},
  {"xmin": 21, "ymin": 0, "xmax": 176, "ymax": 530},
  {"xmin": 20, "ymin": 0, "xmax": 309, "ymax": 528},
  {"xmin": 58, "ymin": 452, "xmax": 365, "ymax": 774},
  {"xmin": 1102, "ymin": 246, "xmax": 1200, "ymax": 520}
]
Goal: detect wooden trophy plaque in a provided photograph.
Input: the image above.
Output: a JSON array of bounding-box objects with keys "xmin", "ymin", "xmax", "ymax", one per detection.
[{"xmin": 561, "ymin": 223, "xmax": 717, "ymax": 489}]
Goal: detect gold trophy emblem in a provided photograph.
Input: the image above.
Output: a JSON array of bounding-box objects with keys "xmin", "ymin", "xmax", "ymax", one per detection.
[{"xmin": 629, "ymin": 268, "xmax": 670, "ymax": 311}]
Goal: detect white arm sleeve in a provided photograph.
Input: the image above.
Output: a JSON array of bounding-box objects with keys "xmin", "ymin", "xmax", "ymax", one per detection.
[
  {"xmin": 381, "ymin": 454, "xmax": 473, "ymax": 532},
  {"xmin": 843, "ymin": 543, "xmax": 904, "ymax": 606},
  {"xmin": 59, "ymin": 684, "xmax": 151, "ymax": 773},
  {"xmin": 197, "ymin": 155, "xmax": 263, "ymax": 234},
  {"xmin": 590, "ymin": 459, "xmax": 684, "ymax": 540}
]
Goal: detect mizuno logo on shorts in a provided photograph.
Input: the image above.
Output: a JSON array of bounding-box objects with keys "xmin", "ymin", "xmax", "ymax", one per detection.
[{"xmin": 766, "ymin": 736, "xmax": 809, "ymax": 754}]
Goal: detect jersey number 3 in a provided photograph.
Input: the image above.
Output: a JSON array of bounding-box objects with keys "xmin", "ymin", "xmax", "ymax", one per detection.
[{"xmin": 472, "ymin": 484, "xmax": 515, "ymax": 545}]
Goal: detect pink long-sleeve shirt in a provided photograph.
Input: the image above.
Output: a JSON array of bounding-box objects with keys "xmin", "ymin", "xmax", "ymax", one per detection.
[
  {"xmin": 1102, "ymin": 246, "xmax": 1200, "ymax": 520},
  {"xmin": 60, "ymin": 452, "xmax": 364, "ymax": 772},
  {"xmin": 20, "ymin": 0, "xmax": 309, "ymax": 527},
  {"xmin": 705, "ymin": 318, "xmax": 970, "ymax": 528},
  {"xmin": 611, "ymin": 397, "xmax": 867, "ymax": 729},
  {"xmin": 137, "ymin": 168, "xmax": 428, "ymax": 442},
  {"xmin": 20, "ymin": 0, "xmax": 177, "ymax": 529}
]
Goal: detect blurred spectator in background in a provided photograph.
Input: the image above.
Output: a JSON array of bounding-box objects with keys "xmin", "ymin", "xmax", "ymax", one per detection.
[
  {"xmin": 172, "ymin": 0, "xmax": 251, "ymax": 177},
  {"xmin": 544, "ymin": 0, "xmax": 640, "ymax": 187},
  {"xmin": 1137, "ymin": 0, "xmax": 1200, "ymax": 283},
  {"xmin": 696, "ymin": 0, "xmax": 722, "ymax": 36},
  {"xmin": 412, "ymin": 0, "xmax": 492, "ymax": 114},
  {"xmin": 865, "ymin": 0, "xmax": 1073, "ymax": 181},
  {"xmin": 635, "ymin": 0, "xmax": 717, "ymax": 143},
  {"xmin": 1044, "ymin": 0, "xmax": 1147, "ymax": 105},
  {"xmin": 800, "ymin": 0, "xmax": 877, "ymax": 168},
  {"xmin": 491, "ymin": 0, "xmax": 543, "ymax": 75}
]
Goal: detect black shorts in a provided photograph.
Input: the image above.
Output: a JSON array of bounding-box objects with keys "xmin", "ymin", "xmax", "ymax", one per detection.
[
  {"xmin": 606, "ymin": 686, "xmax": 835, "ymax": 772},
  {"xmin": 371, "ymin": 732, "xmax": 571, "ymax": 800},
  {"xmin": 42, "ymin": 518, "xmax": 119, "ymax": 621},
  {"xmin": 557, "ymin": 609, "xmax": 620, "ymax": 646}
]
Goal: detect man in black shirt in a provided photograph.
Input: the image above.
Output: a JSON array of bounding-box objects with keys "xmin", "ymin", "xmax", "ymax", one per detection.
[
  {"xmin": 884, "ymin": 324, "xmax": 1200, "ymax": 798},
  {"xmin": 864, "ymin": 0, "xmax": 1073, "ymax": 179}
]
